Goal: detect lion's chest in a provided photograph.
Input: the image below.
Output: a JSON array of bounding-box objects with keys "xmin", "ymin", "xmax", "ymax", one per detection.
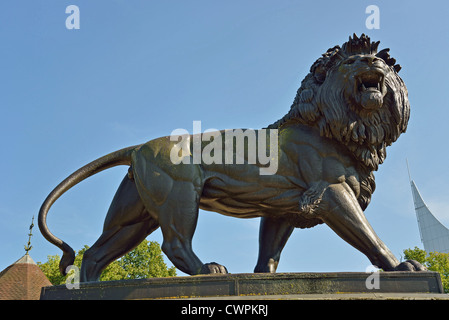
[{"xmin": 278, "ymin": 125, "xmax": 361, "ymax": 196}]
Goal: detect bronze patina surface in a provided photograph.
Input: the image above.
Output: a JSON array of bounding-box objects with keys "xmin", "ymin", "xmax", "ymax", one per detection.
[{"xmin": 38, "ymin": 34, "xmax": 425, "ymax": 282}]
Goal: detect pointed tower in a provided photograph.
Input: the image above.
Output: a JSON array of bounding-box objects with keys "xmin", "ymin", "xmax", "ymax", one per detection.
[
  {"xmin": 0, "ymin": 216, "xmax": 52, "ymax": 300},
  {"xmin": 408, "ymin": 163, "xmax": 449, "ymax": 253}
]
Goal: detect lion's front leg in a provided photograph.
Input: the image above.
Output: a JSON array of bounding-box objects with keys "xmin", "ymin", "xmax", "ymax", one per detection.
[
  {"xmin": 157, "ymin": 181, "xmax": 228, "ymax": 275},
  {"xmin": 320, "ymin": 182, "xmax": 424, "ymax": 271}
]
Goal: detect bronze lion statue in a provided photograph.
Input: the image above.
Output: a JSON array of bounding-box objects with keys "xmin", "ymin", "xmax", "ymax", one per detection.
[{"xmin": 39, "ymin": 34, "xmax": 425, "ymax": 282}]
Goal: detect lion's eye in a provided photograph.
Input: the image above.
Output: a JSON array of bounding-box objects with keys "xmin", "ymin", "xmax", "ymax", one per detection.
[{"xmin": 344, "ymin": 59, "xmax": 356, "ymax": 65}]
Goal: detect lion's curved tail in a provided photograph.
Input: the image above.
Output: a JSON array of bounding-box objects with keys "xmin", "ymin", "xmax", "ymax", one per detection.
[{"xmin": 38, "ymin": 145, "xmax": 140, "ymax": 275}]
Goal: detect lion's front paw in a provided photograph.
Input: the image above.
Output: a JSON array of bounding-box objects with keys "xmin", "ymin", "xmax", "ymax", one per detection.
[
  {"xmin": 394, "ymin": 260, "xmax": 427, "ymax": 271},
  {"xmin": 200, "ymin": 262, "xmax": 228, "ymax": 274}
]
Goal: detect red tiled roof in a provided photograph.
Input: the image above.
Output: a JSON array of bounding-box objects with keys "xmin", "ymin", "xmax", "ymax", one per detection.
[{"xmin": 0, "ymin": 254, "xmax": 52, "ymax": 300}]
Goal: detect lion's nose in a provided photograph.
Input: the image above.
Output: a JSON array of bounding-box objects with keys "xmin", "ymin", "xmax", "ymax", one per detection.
[{"xmin": 360, "ymin": 56, "xmax": 380, "ymax": 66}]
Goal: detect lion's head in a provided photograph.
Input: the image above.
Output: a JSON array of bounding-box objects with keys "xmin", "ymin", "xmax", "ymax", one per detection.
[{"xmin": 269, "ymin": 34, "xmax": 410, "ymax": 173}]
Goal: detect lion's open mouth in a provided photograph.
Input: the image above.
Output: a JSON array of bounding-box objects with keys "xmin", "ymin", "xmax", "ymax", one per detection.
[
  {"xmin": 355, "ymin": 71, "xmax": 385, "ymax": 110},
  {"xmin": 357, "ymin": 71, "xmax": 384, "ymax": 93}
]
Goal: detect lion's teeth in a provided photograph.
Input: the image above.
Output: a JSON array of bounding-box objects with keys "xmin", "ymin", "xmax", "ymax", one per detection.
[{"xmin": 362, "ymin": 83, "xmax": 366, "ymax": 91}]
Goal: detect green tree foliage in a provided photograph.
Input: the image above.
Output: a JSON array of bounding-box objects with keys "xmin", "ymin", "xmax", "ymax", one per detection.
[
  {"xmin": 38, "ymin": 240, "xmax": 176, "ymax": 285},
  {"xmin": 403, "ymin": 246, "xmax": 449, "ymax": 293},
  {"xmin": 37, "ymin": 254, "xmax": 67, "ymax": 285}
]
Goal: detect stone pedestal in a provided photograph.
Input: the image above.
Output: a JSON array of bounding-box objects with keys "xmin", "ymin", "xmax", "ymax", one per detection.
[{"xmin": 40, "ymin": 271, "xmax": 446, "ymax": 300}]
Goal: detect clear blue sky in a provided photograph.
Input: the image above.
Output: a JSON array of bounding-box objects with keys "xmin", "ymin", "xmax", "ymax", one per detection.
[{"xmin": 2, "ymin": 1, "xmax": 449, "ymax": 276}]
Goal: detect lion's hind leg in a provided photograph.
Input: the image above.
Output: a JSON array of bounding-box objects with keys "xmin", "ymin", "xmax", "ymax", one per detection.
[
  {"xmin": 254, "ymin": 217, "xmax": 294, "ymax": 273},
  {"xmin": 80, "ymin": 175, "xmax": 159, "ymax": 282}
]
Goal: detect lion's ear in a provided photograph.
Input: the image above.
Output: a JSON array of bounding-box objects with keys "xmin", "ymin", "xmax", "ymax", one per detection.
[
  {"xmin": 293, "ymin": 88, "xmax": 319, "ymax": 123},
  {"xmin": 296, "ymin": 102, "xmax": 319, "ymax": 123},
  {"xmin": 299, "ymin": 88, "xmax": 314, "ymax": 103},
  {"xmin": 377, "ymin": 48, "xmax": 401, "ymax": 73},
  {"xmin": 313, "ymin": 64, "xmax": 327, "ymax": 83}
]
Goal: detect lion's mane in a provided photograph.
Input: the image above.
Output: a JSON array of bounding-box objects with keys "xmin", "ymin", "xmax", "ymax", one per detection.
[{"xmin": 268, "ymin": 34, "xmax": 410, "ymax": 210}]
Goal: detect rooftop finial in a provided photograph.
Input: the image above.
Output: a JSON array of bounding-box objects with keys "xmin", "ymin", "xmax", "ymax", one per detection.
[{"xmin": 24, "ymin": 216, "xmax": 34, "ymax": 255}]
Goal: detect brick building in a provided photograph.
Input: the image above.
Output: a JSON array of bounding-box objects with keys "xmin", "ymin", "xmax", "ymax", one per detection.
[{"xmin": 0, "ymin": 253, "xmax": 52, "ymax": 300}]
